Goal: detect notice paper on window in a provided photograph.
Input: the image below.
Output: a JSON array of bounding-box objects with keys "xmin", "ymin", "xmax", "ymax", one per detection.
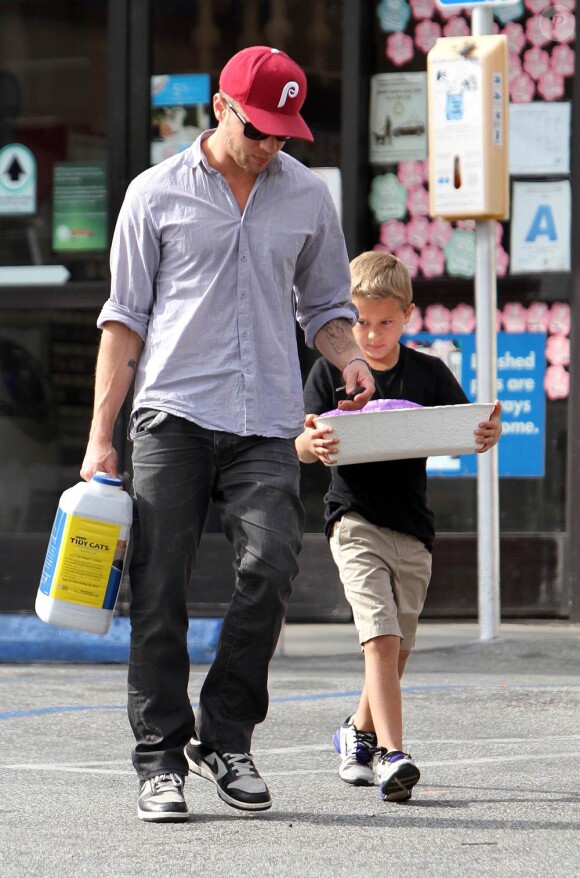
[
  {"xmin": 509, "ymin": 102, "xmax": 571, "ymax": 176},
  {"xmin": 510, "ymin": 180, "xmax": 571, "ymax": 274}
]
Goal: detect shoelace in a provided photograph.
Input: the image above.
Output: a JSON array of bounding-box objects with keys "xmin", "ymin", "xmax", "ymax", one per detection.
[
  {"xmin": 151, "ymin": 772, "xmax": 184, "ymax": 792},
  {"xmin": 350, "ymin": 729, "xmax": 376, "ymax": 765},
  {"xmin": 222, "ymin": 753, "xmax": 257, "ymax": 777},
  {"xmin": 377, "ymin": 749, "xmax": 409, "ymax": 765}
]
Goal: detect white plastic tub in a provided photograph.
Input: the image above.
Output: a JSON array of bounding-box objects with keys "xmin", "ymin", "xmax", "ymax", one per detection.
[{"xmin": 315, "ymin": 402, "xmax": 495, "ymax": 466}]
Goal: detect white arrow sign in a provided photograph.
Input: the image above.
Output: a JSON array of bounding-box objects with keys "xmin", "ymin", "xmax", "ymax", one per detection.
[{"xmin": 0, "ymin": 144, "xmax": 37, "ymax": 215}]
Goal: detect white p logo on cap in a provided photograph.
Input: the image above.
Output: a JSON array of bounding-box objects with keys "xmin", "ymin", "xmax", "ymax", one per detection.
[{"xmin": 278, "ymin": 81, "xmax": 299, "ymax": 108}]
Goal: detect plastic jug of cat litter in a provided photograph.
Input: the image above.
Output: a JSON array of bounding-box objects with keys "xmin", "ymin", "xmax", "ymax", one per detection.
[{"xmin": 35, "ymin": 472, "xmax": 133, "ymax": 634}]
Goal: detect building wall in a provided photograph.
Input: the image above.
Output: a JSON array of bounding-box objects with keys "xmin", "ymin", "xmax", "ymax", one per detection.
[{"xmin": 0, "ymin": 0, "xmax": 576, "ymax": 618}]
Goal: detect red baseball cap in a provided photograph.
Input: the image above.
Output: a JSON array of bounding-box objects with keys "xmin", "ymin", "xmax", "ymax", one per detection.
[{"xmin": 219, "ymin": 46, "xmax": 314, "ymax": 142}]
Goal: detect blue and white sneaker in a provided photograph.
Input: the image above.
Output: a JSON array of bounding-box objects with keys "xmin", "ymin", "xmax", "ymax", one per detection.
[
  {"xmin": 375, "ymin": 749, "xmax": 420, "ymax": 801},
  {"xmin": 333, "ymin": 716, "xmax": 377, "ymax": 786}
]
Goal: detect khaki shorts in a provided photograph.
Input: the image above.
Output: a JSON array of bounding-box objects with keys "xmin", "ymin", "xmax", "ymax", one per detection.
[{"xmin": 329, "ymin": 512, "xmax": 432, "ymax": 651}]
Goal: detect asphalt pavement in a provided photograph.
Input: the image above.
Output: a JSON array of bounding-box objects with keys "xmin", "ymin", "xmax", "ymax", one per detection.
[{"xmin": 1, "ymin": 620, "xmax": 579, "ymax": 878}]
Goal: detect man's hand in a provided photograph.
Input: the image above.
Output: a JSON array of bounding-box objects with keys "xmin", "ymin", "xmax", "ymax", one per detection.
[
  {"xmin": 80, "ymin": 438, "xmax": 119, "ymax": 482},
  {"xmin": 337, "ymin": 359, "xmax": 375, "ymax": 411},
  {"xmin": 313, "ymin": 319, "xmax": 376, "ymax": 411}
]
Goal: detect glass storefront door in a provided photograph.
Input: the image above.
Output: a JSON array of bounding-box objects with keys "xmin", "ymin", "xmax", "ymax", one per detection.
[{"xmin": 0, "ymin": 2, "xmax": 110, "ymax": 608}]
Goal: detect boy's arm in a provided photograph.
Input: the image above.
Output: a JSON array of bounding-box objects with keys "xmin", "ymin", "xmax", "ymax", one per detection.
[
  {"xmin": 474, "ymin": 399, "xmax": 502, "ymax": 453},
  {"xmin": 295, "ymin": 413, "xmax": 339, "ymax": 465}
]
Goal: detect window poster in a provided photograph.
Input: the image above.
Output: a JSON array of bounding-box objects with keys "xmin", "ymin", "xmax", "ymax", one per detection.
[
  {"xmin": 52, "ymin": 163, "xmax": 107, "ymax": 251},
  {"xmin": 404, "ymin": 332, "xmax": 546, "ymax": 477},
  {"xmin": 509, "ymin": 103, "xmax": 571, "ymax": 176},
  {"xmin": 510, "ymin": 180, "xmax": 571, "ymax": 273},
  {"xmin": 369, "ymin": 73, "xmax": 428, "ymax": 165},
  {"xmin": 151, "ymin": 73, "xmax": 211, "ymax": 166}
]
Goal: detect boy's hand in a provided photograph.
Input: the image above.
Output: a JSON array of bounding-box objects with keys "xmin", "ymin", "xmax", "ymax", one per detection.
[
  {"xmin": 298, "ymin": 413, "xmax": 340, "ymax": 465},
  {"xmin": 475, "ymin": 400, "xmax": 502, "ymax": 453},
  {"xmin": 337, "ymin": 360, "xmax": 375, "ymax": 411}
]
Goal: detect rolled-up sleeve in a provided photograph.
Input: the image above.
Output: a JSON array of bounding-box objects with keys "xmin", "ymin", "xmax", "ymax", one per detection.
[
  {"xmin": 97, "ymin": 180, "xmax": 160, "ymax": 341},
  {"xmin": 293, "ymin": 189, "xmax": 358, "ymax": 348}
]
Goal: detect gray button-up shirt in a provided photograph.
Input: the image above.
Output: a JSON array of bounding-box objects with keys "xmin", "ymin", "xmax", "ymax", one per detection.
[{"xmin": 98, "ymin": 131, "xmax": 357, "ymax": 439}]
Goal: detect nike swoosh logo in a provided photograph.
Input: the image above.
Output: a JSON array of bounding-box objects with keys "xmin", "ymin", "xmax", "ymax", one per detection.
[{"xmin": 205, "ymin": 752, "xmax": 227, "ymax": 780}]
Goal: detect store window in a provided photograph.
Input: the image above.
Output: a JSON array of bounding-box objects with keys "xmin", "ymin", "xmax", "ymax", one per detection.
[
  {"xmin": 0, "ymin": 1, "xmax": 108, "ymax": 534},
  {"xmin": 150, "ymin": 0, "xmax": 344, "ymax": 532},
  {"xmin": 365, "ymin": 1, "xmax": 574, "ymax": 535},
  {"xmin": 0, "ymin": 1, "xmax": 109, "ymax": 281},
  {"xmin": 0, "ymin": 309, "xmax": 99, "ymax": 532}
]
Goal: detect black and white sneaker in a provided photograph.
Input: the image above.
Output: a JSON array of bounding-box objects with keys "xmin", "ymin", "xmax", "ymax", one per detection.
[
  {"xmin": 375, "ymin": 750, "xmax": 420, "ymax": 802},
  {"xmin": 185, "ymin": 739, "xmax": 272, "ymax": 811},
  {"xmin": 137, "ymin": 773, "xmax": 189, "ymax": 822}
]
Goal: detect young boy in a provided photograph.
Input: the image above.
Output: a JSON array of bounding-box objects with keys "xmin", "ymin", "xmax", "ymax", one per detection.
[{"xmin": 295, "ymin": 251, "xmax": 501, "ymax": 802}]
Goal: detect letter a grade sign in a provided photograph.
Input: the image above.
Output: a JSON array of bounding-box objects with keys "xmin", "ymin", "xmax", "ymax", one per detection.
[{"xmin": 510, "ymin": 180, "xmax": 571, "ymax": 273}]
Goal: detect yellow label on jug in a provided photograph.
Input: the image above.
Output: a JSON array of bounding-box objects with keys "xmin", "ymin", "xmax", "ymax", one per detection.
[{"xmin": 51, "ymin": 514, "xmax": 121, "ymax": 607}]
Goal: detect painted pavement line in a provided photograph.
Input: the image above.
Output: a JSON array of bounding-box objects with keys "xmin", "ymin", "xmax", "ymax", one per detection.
[
  {"xmin": 2, "ymin": 680, "xmax": 580, "ymax": 722},
  {"xmin": 3, "ymin": 733, "xmax": 580, "ymax": 766},
  {"xmin": 2, "ymin": 750, "xmax": 580, "ymax": 778}
]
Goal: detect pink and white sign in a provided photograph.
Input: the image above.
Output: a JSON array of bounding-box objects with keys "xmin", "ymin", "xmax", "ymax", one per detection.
[
  {"xmin": 450, "ymin": 303, "xmax": 476, "ymax": 334},
  {"xmin": 379, "ymin": 219, "xmax": 407, "ymax": 250},
  {"xmin": 395, "ymin": 244, "xmax": 420, "ymax": 277},
  {"xmin": 386, "ymin": 33, "xmax": 415, "ymax": 67},
  {"xmin": 544, "ymin": 364, "xmax": 569, "ymax": 399},
  {"xmin": 545, "ymin": 333, "xmax": 570, "ymax": 366},
  {"xmin": 424, "ymin": 303, "xmax": 451, "ymax": 333},
  {"xmin": 419, "ymin": 244, "xmax": 445, "ymax": 278}
]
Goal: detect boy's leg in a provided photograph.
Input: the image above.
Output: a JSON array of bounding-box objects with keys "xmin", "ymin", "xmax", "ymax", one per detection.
[
  {"xmin": 329, "ymin": 513, "xmax": 401, "ymax": 786},
  {"xmin": 352, "ymin": 647, "xmax": 410, "ymax": 734},
  {"xmin": 356, "ymin": 634, "xmax": 404, "ymax": 752},
  {"xmin": 373, "ymin": 530, "xmax": 431, "ymax": 800},
  {"xmin": 329, "ymin": 514, "xmax": 430, "ymax": 798}
]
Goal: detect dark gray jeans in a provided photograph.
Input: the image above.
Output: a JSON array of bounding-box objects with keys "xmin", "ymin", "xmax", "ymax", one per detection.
[{"xmin": 128, "ymin": 410, "xmax": 304, "ymax": 782}]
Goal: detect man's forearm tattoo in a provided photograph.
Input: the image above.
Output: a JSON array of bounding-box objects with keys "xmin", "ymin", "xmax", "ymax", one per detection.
[
  {"xmin": 320, "ymin": 319, "xmax": 358, "ymax": 355},
  {"xmin": 127, "ymin": 359, "xmax": 136, "ymax": 370}
]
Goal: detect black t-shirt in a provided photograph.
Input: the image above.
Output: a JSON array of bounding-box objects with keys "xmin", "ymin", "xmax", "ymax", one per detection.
[{"xmin": 303, "ymin": 344, "xmax": 469, "ymax": 550}]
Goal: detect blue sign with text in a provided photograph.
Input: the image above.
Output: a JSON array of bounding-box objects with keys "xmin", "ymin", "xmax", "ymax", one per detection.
[
  {"xmin": 436, "ymin": 0, "xmax": 515, "ymax": 6},
  {"xmin": 404, "ymin": 332, "xmax": 546, "ymax": 477},
  {"xmin": 151, "ymin": 74, "xmax": 210, "ymax": 107}
]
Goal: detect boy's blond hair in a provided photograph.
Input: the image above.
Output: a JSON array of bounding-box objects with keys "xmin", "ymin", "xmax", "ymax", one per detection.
[{"xmin": 350, "ymin": 251, "xmax": 413, "ymax": 310}]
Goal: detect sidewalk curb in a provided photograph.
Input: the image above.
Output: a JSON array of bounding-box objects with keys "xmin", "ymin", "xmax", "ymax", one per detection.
[{"xmin": 0, "ymin": 615, "xmax": 222, "ymax": 663}]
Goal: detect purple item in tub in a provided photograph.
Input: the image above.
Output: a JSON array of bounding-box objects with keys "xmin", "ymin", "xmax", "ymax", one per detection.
[{"xmin": 321, "ymin": 398, "xmax": 423, "ymax": 417}]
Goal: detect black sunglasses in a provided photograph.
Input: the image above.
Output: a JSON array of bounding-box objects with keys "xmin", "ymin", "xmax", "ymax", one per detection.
[{"xmin": 224, "ymin": 99, "xmax": 291, "ymax": 143}]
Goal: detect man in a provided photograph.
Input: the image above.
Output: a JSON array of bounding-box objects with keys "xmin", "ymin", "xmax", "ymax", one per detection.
[{"xmin": 81, "ymin": 45, "xmax": 374, "ymax": 822}]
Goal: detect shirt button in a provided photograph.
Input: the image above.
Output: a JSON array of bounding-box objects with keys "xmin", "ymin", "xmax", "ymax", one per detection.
[
  {"xmin": 242, "ymin": 331, "xmax": 247, "ymax": 337},
  {"xmin": 241, "ymin": 292, "xmax": 247, "ymax": 298},
  {"xmin": 241, "ymin": 255, "xmax": 247, "ymax": 262}
]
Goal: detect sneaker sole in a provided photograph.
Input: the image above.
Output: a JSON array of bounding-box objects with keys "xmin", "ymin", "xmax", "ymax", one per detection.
[
  {"xmin": 185, "ymin": 750, "xmax": 272, "ymax": 812},
  {"xmin": 137, "ymin": 807, "xmax": 189, "ymax": 822},
  {"xmin": 379, "ymin": 764, "xmax": 420, "ymax": 802},
  {"xmin": 337, "ymin": 767, "xmax": 375, "ymax": 786}
]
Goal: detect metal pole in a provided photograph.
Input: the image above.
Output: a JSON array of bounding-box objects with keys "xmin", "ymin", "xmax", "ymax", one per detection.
[
  {"xmin": 472, "ymin": 6, "xmax": 501, "ymax": 640},
  {"xmin": 474, "ymin": 221, "xmax": 500, "ymax": 640}
]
